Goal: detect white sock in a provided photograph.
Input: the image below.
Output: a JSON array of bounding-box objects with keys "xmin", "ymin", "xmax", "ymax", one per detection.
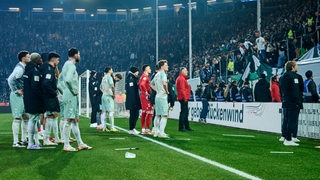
[
  {"xmin": 159, "ymin": 117, "xmax": 167, "ymax": 134},
  {"xmin": 12, "ymin": 120, "xmax": 20, "ymax": 144},
  {"xmin": 28, "ymin": 119, "xmax": 35, "ymax": 147},
  {"xmin": 52, "ymin": 117, "xmax": 60, "ymax": 141},
  {"xmin": 21, "ymin": 120, "xmax": 28, "ymax": 142},
  {"xmin": 71, "ymin": 122, "xmax": 84, "ymax": 145},
  {"xmin": 109, "ymin": 112, "xmax": 114, "ymax": 129},
  {"xmin": 34, "ymin": 122, "xmax": 39, "ymax": 146},
  {"xmin": 59, "ymin": 119, "xmax": 65, "ymax": 140},
  {"xmin": 63, "ymin": 121, "xmax": 71, "ymax": 147},
  {"xmin": 45, "ymin": 118, "xmax": 53, "ymax": 142},
  {"xmin": 101, "ymin": 112, "xmax": 106, "ymax": 129},
  {"xmin": 154, "ymin": 116, "xmax": 160, "ymax": 133}
]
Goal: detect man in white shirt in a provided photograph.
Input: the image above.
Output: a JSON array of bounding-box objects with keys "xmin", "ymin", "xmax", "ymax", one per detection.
[{"xmin": 255, "ymin": 31, "xmax": 266, "ymax": 63}]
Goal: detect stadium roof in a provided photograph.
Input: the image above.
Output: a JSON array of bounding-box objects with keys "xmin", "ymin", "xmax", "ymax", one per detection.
[{"xmin": 0, "ymin": 0, "xmax": 206, "ymax": 10}]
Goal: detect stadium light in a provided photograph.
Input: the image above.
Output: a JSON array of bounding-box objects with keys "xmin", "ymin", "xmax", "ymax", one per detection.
[
  {"xmin": 173, "ymin": 4, "xmax": 183, "ymax": 7},
  {"xmin": 32, "ymin": 8, "xmax": 43, "ymax": 12},
  {"xmin": 130, "ymin": 8, "xmax": 139, "ymax": 12},
  {"xmin": 75, "ymin": 8, "xmax": 86, "ymax": 13},
  {"xmin": 207, "ymin": 0, "xmax": 216, "ymax": 5},
  {"xmin": 97, "ymin": 9, "xmax": 107, "ymax": 13},
  {"xmin": 143, "ymin": 7, "xmax": 152, "ymax": 10},
  {"xmin": 8, "ymin": 7, "xmax": 20, "ymax": 12},
  {"xmin": 158, "ymin": 5, "xmax": 167, "ymax": 10},
  {"xmin": 53, "ymin": 8, "xmax": 63, "ymax": 12},
  {"xmin": 117, "ymin": 9, "xmax": 127, "ymax": 12},
  {"xmin": 187, "ymin": 2, "xmax": 197, "ymax": 9}
]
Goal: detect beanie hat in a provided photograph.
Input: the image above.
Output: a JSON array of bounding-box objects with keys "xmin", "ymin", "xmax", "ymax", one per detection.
[{"xmin": 130, "ymin": 66, "xmax": 139, "ymax": 73}]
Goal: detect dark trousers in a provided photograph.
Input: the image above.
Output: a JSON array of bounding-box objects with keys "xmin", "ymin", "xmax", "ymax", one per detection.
[
  {"xmin": 129, "ymin": 109, "xmax": 140, "ymax": 130},
  {"xmin": 179, "ymin": 100, "xmax": 190, "ymax": 130},
  {"xmin": 282, "ymin": 107, "xmax": 300, "ymax": 141},
  {"xmin": 90, "ymin": 99, "xmax": 99, "ymax": 124},
  {"xmin": 200, "ymin": 99, "xmax": 209, "ymax": 119}
]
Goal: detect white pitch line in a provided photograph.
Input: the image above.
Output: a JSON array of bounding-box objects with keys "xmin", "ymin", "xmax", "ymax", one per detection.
[
  {"xmin": 115, "ymin": 125, "xmax": 261, "ymax": 180},
  {"xmin": 222, "ymin": 134, "xmax": 255, "ymax": 138},
  {"xmin": 165, "ymin": 138, "xmax": 191, "ymax": 141},
  {"xmin": 109, "ymin": 138, "xmax": 126, "ymax": 140},
  {"xmin": 270, "ymin": 151, "xmax": 294, "ymax": 154}
]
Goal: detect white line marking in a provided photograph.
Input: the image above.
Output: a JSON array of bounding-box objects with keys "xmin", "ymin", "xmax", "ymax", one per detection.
[
  {"xmin": 222, "ymin": 134, "xmax": 255, "ymax": 138},
  {"xmin": 109, "ymin": 138, "xmax": 126, "ymax": 140},
  {"xmin": 115, "ymin": 147, "xmax": 139, "ymax": 151},
  {"xmin": 114, "ymin": 125, "xmax": 261, "ymax": 180},
  {"xmin": 270, "ymin": 151, "xmax": 294, "ymax": 154},
  {"xmin": 165, "ymin": 138, "xmax": 191, "ymax": 141}
]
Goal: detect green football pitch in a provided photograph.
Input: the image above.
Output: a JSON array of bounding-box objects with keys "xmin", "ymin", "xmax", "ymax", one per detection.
[{"xmin": 0, "ymin": 113, "xmax": 320, "ymax": 180}]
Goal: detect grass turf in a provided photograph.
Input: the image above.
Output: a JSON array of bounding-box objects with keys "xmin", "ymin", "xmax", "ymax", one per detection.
[{"xmin": 0, "ymin": 113, "xmax": 320, "ymax": 179}]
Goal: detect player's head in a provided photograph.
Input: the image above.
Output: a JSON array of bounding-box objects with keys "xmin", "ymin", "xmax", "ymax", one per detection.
[
  {"xmin": 114, "ymin": 73, "xmax": 122, "ymax": 82},
  {"xmin": 142, "ymin": 64, "xmax": 151, "ymax": 74},
  {"xmin": 158, "ymin": 60, "xmax": 168, "ymax": 72},
  {"xmin": 285, "ymin": 61, "xmax": 298, "ymax": 72},
  {"xmin": 30, "ymin": 52, "xmax": 42, "ymax": 65},
  {"xmin": 18, "ymin": 50, "xmax": 30, "ymax": 63},
  {"xmin": 104, "ymin": 67, "xmax": 113, "ymax": 74},
  {"xmin": 180, "ymin": 67, "xmax": 188, "ymax": 76},
  {"xmin": 130, "ymin": 66, "xmax": 139, "ymax": 77},
  {"xmin": 68, "ymin": 47, "xmax": 80, "ymax": 62},
  {"xmin": 305, "ymin": 70, "xmax": 313, "ymax": 79},
  {"xmin": 244, "ymin": 81, "xmax": 250, "ymax": 87},
  {"xmin": 48, "ymin": 52, "xmax": 60, "ymax": 67}
]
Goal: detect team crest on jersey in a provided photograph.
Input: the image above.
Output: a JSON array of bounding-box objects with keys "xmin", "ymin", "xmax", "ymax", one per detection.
[{"xmin": 143, "ymin": 77, "xmax": 147, "ymax": 80}]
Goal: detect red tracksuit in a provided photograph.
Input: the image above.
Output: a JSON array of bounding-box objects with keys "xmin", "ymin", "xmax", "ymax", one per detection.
[{"xmin": 138, "ymin": 73, "xmax": 153, "ymax": 130}]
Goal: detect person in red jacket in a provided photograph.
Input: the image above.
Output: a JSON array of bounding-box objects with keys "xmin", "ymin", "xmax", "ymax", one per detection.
[
  {"xmin": 175, "ymin": 67, "xmax": 192, "ymax": 132},
  {"xmin": 138, "ymin": 65, "xmax": 154, "ymax": 135},
  {"xmin": 270, "ymin": 75, "xmax": 281, "ymax": 102}
]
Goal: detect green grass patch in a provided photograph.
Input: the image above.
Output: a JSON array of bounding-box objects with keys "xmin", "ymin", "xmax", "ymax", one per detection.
[{"xmin": 0, "ymin": 113, "xmax": 320, "ymax": 179}]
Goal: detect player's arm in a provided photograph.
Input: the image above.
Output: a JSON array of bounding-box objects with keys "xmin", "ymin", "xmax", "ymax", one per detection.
[
  {"xmin": 11, "ymin": 67, "xmax": 24, "ymax": 95},
  {"xmin": 109, "ymin": 77, "xmax": 115, "ymax": 98},
  {"xmin": 64, "ymin": 64, "xmax": 77, "ymax": 95},
  {"xmin": 163, "ymin": 81, "xmax": 169, "ymax": 94}
]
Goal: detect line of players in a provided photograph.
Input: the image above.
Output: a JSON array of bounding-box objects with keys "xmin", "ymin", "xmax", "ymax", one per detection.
[
  {"xmin": 89, "ymin": 60, "xmax": 174, "ymax": 138},
  {"xmin": 8, "ymin": 48, "xmax": 92, "ymax": 151}
]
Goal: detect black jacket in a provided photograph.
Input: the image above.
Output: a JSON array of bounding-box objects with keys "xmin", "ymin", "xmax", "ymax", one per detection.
[
  {"xmin": 89, "ymin": 75, "xmax": 100, "ymax": 106},
  {"xmin": 304, "ymin": 79, "xmax": 319, "ymax": 103},
  {"xmin": 41, "ymin": 63, "xmax": 60, "ymax": 112},
  {"xmin": 23, "ymin": 61, "xmax": 44, "ymax": 114},
  {"xmin": 254, "ymin": 78, "xmax": 272, "ymax": 102},
  {"xmin": 125, "ymin": 72, "xmax": 141, "ymax": 110},
  {"xmin": 167, "ymin": 81, "xmax": 176, "ymax": 107},
  {"xmin": 240, "ymin": 86, "xmax": 253, "ymax": 102},
  {"xmin": 202, "ymin": 84, "xmax": 216, "ymax": 101},
  {"xmin": 280, "ymin": 71, "xmax": 303, "ymax": 109}
]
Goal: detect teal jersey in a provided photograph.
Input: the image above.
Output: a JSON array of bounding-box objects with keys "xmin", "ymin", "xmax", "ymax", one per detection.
[
  {"xmin": 100, "ymin": 74, "xmax": 114, "ymax": 96},
  {"xmin": 60, "ymin": 60, "xmax": 78, "ymax": 95},
  {"xmin": 151, "ymin": 70, "xmax": 167, "ymax": 99}
]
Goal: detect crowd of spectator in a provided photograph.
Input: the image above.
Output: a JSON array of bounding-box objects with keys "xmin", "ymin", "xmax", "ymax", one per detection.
[{"xmin": 0, "ymin": 0, "xmax": 318, "ymax": 103}]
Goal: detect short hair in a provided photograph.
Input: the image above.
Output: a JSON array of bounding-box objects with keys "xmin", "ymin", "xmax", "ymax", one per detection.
[
  {"xmin": 271, "ymin": 75, "xmax": 277, "ymax": 82},
  {"xmin": 18, "ymin": 51, "xmax": 29, "ymax": 62},
  {"xmin": 142, "ymin": 64, "xmax": 150, "ymax": 72},
  {"xmin": 180, "ymin": 67, "xmax": 187, "ymax": 72},
  {"xmin": 48, "ymin": 52, "xmax": 60, "ymax": 61},
  {"xmin": 305, "ymin": 70, "xmax": 313, "ymax": 79},
  {"xmin": 41, "ymin": 53, "xmax": 49, "ymax": 62},
  {"xmin": 114, "ymin": 73, "xmax": 122, "ymax": 80},
  {"xmin": 68, "ymin": 47, "xmax": 79, "ymax": 57},
  {"xmin": 155, "ymin": 64, "xmax": 160, "ymax": 71},
  {"xmin": 158, "ymin": 60, "xmax": 168, "ymax": 69},
  {"xmin": 285, "ymin": 61, "xmax": 296, "ymax": 72},
  {"xmin": 104, "ymin": 67, "xmax": 112, "ymax": 73}
]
